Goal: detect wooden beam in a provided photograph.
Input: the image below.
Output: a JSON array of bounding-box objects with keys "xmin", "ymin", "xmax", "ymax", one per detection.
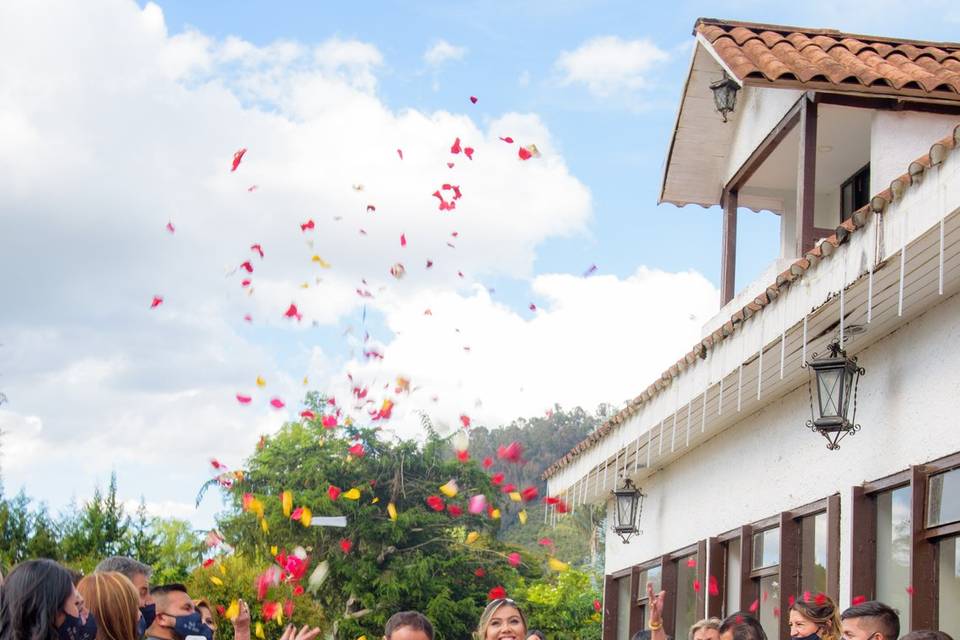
[
  {"xmin": 602, "ymin": 574, "xmax": 617, "ymax": 640},
  {"xmin": 814, "ymin": 91, "xmax": 960, "ymax": 116},
  {"xmin": 721, "ymin": 190, "xmax": 738, "ymax": 305},
  {"xmin": 661, "ymin": 555, "xmax": 678, "ymax": 639},
  {"xmin": 727, "ymin": 97, "xmax": 803, "ymax": 192},
  {"xmin": 826, "ymin": 494, "xmax": 841, "ymax": 601},
  {"xmin": 849, "ymin": 486, "xmax": 877, "ymax": 602},
  {"xmin": 796, "ymin": 96, "xmax": 818, "ymax": 257},
  {"xmin": 909, "ymin": 466, "xmax": 936, "ymax": 631},
  {"xmin": 707, "ymin": 537, "xmax": 723, "ymax": 618}
]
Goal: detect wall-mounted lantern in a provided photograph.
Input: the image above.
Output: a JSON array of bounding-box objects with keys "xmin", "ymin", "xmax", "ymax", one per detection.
[
  {"xmin": 611, "ymin": 477, "xmax": 645, "ymax": 544},
  {"xmin": 805, "ymin": 341, "xmax": 865, "ymax": 450},
  {"xmin": 710, "ymin": 71, "xmax": 741, "ymax": 122}
]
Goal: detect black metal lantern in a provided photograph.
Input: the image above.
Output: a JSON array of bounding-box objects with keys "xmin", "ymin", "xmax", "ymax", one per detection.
[
  {"xmin": 709, "ymin": 71, "xmax": 740, "ymax": 122},
  {"xmin": 805, "ymin": 341, "xmax": 865, "ymax": 450},
  {"xmin": 611, "ymin": 477, "xmax": 645, "ymax": 543}
]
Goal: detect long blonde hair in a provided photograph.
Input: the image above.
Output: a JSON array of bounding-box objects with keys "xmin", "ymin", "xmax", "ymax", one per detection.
[
  {"xmin": 475, "ymin": 599, "xmax": 527, "ymax": 640},
  {"xmin": 77, "ymin": 572, "xmax": 139, "ymax": 640}
]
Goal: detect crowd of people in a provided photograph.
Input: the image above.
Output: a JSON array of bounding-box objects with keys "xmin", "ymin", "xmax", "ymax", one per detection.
[
  {"xmin": 0, "ymin": 556, "xmax": 952, "ymax": 640},
  {"xmin": 637, "ymin": 582, "xmax": 952, "ymax": 640}
]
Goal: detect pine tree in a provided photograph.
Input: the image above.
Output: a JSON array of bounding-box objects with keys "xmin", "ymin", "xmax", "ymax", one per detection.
[
  {"xmin": 130, "ymin": 497, "xmax": 161, "ymax": 566},
  {"xmin": 27, "ymin": 503, "xmax": 61, "ymax": 560}
]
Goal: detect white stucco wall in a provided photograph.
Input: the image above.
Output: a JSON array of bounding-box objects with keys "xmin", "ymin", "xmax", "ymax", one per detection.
[
  {"xmin": 723, "ymin": 87, "xmax": 804, "ymax": 187},
  {"xmin": 603, "ymin": 285, "xmax": 960, "ymax": 607},
  {"xmin": 871, "ymin": 110, "xmax": 960, "ymax": 193}
]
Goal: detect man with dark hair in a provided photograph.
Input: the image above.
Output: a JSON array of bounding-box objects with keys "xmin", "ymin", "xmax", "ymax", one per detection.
[
  {"xmin": 718, "ymin": 612, "xmax": 767, "ymax": 640},
  {"xmin": 95, "ymin": 556, "xmax": 154, "ymax": 608},
  {"xmin": 840, "ymin": 601, "xmax": 900, "ymax": 640},
  {"xmin": 900, "ymin": 632, "xmax": 954, "ymax": 640},
  {"xmin": 146, "ymin": 584, "xmax": 208, "ymax": 640},
  {"xmin": 383, "ymin": 611, "xmax": 434, "ymax": 640}
]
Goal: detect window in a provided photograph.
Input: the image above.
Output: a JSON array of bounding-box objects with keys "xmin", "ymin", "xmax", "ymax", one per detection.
[
  {"xmin": 637, "ymin": 564, "xmax": 662, "ymax": 629},
  {"xmin": 675, "ymin": 554, "xmax": 698, "ymax": 638},
  {"xmin": 939, "ymin": 537, "xmax": 960, "ymax": 638},
  {"xmin": 757, "ymin": 575, "xmax": 780, "ymax": 640},
  {"xmin": 840, "ymin": 163, "xmax": 870, "ymax": 221},
  {"xmin": 617, "ymin": 576, "xmax": 632, "ymax": 640},
  {"xmin": 800, "ymin": 512, "xmax": 828, "ymax": 594},
  {"xmin": 876, "ymin": 486, "xmax": 912, "ymax": 628},
  {"xmin": 725, "ymin": 538, "xmax": 742, "ymax": 616},
  {"xmin": 928, "ymin": 467, "xmax": 960, "ymax": 527},
  {"xmin": 753, "ymin": 527, "xmax": 780, "ymax": 569}
]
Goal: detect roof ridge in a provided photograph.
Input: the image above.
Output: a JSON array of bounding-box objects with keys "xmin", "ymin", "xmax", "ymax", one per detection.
[
  {"xmin": 694, "ymin": 17, "xmax": 960, "ymax": 51},
  {"xmin": 543, "ymin": 121, "xmax": 960, "ymax": 481}
]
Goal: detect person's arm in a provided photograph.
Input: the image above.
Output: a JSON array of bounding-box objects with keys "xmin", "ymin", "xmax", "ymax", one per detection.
[
  {"xmin": 278, "ymin": 625, "xmax": 321, "ymax": 640},
  {"xmin": 232, "ymin": 600, "xmax": 250, "ymax": 640},
  {"xmin": 647, "ymin": 582, "xmax": 668, "ymax": 640}
]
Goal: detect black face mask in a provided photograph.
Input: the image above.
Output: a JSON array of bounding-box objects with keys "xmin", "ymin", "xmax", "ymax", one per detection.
[
  {"xmin": 58, "ymin": 612, "xmax": 98, "ymax": 640},
  {"xmin": 139, "ymin": 604, "xmax": 157, "ymax": 637},
  {"xmin": 795, "ymin": 632, "xmax": 820, "ymax": 640}
]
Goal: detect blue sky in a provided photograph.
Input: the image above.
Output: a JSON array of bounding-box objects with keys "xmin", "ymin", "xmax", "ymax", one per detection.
[{"xmin": 0, "ymin": 0, "xmax": 957, "ymax": 530}]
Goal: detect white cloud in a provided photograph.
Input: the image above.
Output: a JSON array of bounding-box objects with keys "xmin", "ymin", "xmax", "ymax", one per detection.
[
  {"xmin": 423, "ymin": 39, "xmax": 467, "ymax": 67},
  {"xmin": 555, "ymin": 35, "xmax": 669, "ymax": 96},
  {"xmin": 322, "ymin": 267, "xmax": 718, "ymax": 437}
]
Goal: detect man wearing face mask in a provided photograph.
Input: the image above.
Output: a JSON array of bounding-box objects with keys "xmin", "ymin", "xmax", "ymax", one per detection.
[
  {"xmin": 95, "ymin": 556, "xmax": 156, "ymax": 638},
  {"xmin": 146, "ymin": 584, "xmax": 213, "ymax": 640}
]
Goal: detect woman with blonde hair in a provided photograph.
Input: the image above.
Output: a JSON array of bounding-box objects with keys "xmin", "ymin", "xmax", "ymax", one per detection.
[
  {"xmin": 474, "ymin": 598, "xmax": 529, "ymax": 640},
  {"xmin": 193, "ymin": 600, "xmax": 217, "ymax": 639},
  {"xmin": 77, "ymin": 572, "xmax": 140, "ymax": 640},
  {"xmin": 789, "ymin": 594, "xmax": 842, "ymax": 640}
]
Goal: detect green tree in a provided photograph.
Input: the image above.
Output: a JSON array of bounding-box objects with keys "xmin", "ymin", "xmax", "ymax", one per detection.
[
  {"xmin": 26, "ymin": 503, "xmax": 61, "ymax": 560},
  {"xmin": 130, "ymin": 497, "xmax": 161, "ymax": 566},
  {"xmin": 151, "ymin": 518, "xmax": 201, "ymax": 584},
  {"xmin": 516, "ymin": 569, "xmax": 602, "ymax": 640},
  {"xmin": 0, "ymin": 490, "xmax": 32, "ymax": 567},
  {"xmin": 208, "ymin": 395, "xmax": 542, "ymax": 640}
]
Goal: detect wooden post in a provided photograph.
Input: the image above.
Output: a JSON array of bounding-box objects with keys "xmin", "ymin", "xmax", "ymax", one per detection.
[
  {"xmin": 721, "ymin": 189, "xmax": 738, "ymax": 305},
  {"xmin": 826, "ymin": 494, "xmax": 841, "ymax": 602},
  {"xmin": 795, "ymin": 96, "xmax": 818, "ymax": 257},
  {"xmin": 910, "ymin": 466, "xmax": 936, "ymax": 630},
  {"xmin": 849, "ymin": 486, "xmax": 877, "ymax": 602},
  {"xmin": 696, "ymin": 539, "xmax": 708, "ymax": 619},
  {"xmin": 661, "ymin": 555, "xmax": 678, "ymax": 639},
  {"xmin": 603, "ymin": 575, "xmax": 617, "ymax": 640}
]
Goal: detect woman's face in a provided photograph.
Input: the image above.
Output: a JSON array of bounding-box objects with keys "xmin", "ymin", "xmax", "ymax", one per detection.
[
  {"xmin": 57, "ymin": 586, "xmax": 84, "ymax": 627},
  {"xmin": 484, "ymin": 604, "xmax": 526, "ymax": 640},
  {"xmin": 198, "ymin": 606, "xmax": 217, "ymax": 630},
  {"xmin": 789, "ymin": 610, "xmax": 821, "ymax": 638}
]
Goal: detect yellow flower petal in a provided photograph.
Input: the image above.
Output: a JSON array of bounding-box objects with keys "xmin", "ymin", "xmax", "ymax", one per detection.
[
  {"xmin": 387, "ymin": 502, "xmax": 398, "ymax": 521},
  {"xmin": 299, "ymin": 506, "xmax": 313, "ymax": 527},
  {"xmin": 548, "ymin": 557, "xmax": 569, "ymax": 572},
  {"xmin": 270, "ymin": 545, "xmax": 278, "ymax": 556},
  {"xmin": 465, "ymin": 531, "xmax": 479, "ymax": 545},
  {"xmin": 439, "ymin": 479, "xmax": 459, "ymax": 498},
  {"xmin": 260, "ymin": 518, "xmax": 269, "ymax": 533},
  {"xmin": 255, "ymin": 623, "xmax": 265, "ymax": 639},
  {"xmin": 509, "ymin": 491, "xmax": 522, "ymax": 502},
  {"xmin": 518, "ymin": 510, "xmax": 527, "ymax": 525},
  {"xmin": 209, "ymin": 576, "xmax": 223, "ymax": 586},
  {"xmin": 218, "ymin": 564, "xmax": 227, "ymax": 575},
  {"xmin": 490, "ymin": 508, "xmax": 501, "ymax": 520},
  {"xmin": 371, "ymin": 497, "xmax": 380, "ymax": 504},
  {"xmin": 342, "ymin": 488, "xmax": 361, "ymax": 500},
  {"xmin": 311, "ymin": 255, "xmax": 331, "ymax": 268},
  {"xmin": 281, "ymin": 490, "xmax": 293, "ymax": 518},
  {"xmin": 225, "ymin": 601, "xmax": 239, "ymax": 622},
  {"xmin": 256, "ymin": 376, "xmax": 266, "ymax": 387}
]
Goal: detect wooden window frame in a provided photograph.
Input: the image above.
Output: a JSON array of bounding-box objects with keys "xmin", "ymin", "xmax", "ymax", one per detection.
[{"xmin": 850, "ymin": 450, "xmax": 960, "ymax": 632}]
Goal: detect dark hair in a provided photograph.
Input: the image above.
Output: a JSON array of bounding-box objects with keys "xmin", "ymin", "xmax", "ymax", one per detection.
[
  {"xmin": 840, "ymin": 601, "xmax": 900, "ymax": 640},
  {"xmin": 148, "ymin": 584, "xmax": 188, "ymax": 597},
  {"xmin": 719, "ymin": 612, "xmax": 767, "ymax": 640},
  {"xmin": 0, "ymin": 559, "xmax": 76, "ymax": 640},
  {"xmin": 384, "ymin": 611, "xmax": 434, "ymax": 639},
  {"xmin": 900, "ymin": 632, "xmax": 954, "ymax": 640},
  {"xmin": 527, "ymin": 632, "xmax": 546, "ymax": 640}
]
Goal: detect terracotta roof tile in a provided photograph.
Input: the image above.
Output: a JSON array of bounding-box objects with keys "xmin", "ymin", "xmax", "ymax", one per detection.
[
  {"xmin": 696, "ymin": 18, "xmax": 960, "ymax": 100},
  {"xmin": 543, "ymin": 122, "xmax": 960, "ymax": 481}
]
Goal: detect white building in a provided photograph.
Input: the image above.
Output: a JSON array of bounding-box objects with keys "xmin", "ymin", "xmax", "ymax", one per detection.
[{"xmin": 543, "ymin": 18, "xmax": 960, "ymax": 640}]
